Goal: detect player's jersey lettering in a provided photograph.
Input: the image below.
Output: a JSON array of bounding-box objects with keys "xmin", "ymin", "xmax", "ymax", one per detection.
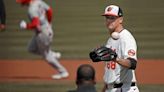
[{"xmin": 107, "ymin": 61, "xmax": 116, "ymax": 70}]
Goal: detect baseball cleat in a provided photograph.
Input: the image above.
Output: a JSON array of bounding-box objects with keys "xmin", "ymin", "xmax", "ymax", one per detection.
[{"xmin": 51, "ymin": 72, "xmax": 69, "ymax": 79}]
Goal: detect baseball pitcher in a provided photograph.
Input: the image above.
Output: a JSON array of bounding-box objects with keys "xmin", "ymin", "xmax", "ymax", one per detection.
[
  {"xmin": 89, "ymin": 5, "xmax": 139, "ymax": 92},
  {"xmin": 16, "ymin": 0, "xmax": 69, "ymax": 79}
]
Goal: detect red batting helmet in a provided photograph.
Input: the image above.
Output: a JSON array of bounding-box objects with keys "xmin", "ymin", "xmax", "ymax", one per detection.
[{"xmin": 16, "ymin": 0, "xmax": 31, "ymax": 5}]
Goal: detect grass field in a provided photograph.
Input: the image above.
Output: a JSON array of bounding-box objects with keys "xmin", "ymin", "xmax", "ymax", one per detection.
[{"xmin": 0, "ymin": 81, "xmax": 164, "ymax": 92}]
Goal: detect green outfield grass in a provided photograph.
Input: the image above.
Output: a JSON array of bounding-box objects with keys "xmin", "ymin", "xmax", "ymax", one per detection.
[
  {"xmin": 0, "ymin": 81, "xmax": 164, "ymax": 92},
  {"xmin": 1, "ymin": 0, "xmax": 164, "ymax": 59}
]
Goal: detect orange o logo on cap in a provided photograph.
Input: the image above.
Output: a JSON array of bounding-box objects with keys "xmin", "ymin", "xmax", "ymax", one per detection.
[
  {"xmin": 107, "ymin": 7, "xmax": 112, "ymax": 12},
  {"xmin": 128, "ymin": 49, "xmax": 135, "ymax": 56}
]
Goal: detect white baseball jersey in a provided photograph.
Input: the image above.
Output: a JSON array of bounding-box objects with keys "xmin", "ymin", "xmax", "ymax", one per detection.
[{"xmin": 104, "ymin": 29, "xmax": 137, "ymax": 84}]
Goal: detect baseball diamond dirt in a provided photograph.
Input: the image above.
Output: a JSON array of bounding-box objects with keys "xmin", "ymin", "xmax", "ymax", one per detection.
[{"xmin": 0, "ymin": 59, "xmax": 164, "ymax": 84}]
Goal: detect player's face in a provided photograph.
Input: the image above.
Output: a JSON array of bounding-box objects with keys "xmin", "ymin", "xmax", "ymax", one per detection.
[{"xmin": 105, "ymin": 16, "xmax": 121, "ymax": 31}]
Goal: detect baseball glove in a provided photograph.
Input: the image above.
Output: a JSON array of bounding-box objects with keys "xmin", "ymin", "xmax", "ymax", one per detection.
[{"xmin": 89, "ymin": 46, "xmax": 117, "ymax": 62}]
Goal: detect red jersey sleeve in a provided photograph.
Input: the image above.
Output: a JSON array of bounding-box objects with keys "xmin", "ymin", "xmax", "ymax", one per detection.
[
  {"xmin": 26, "ymin": 17, "xmax": 40, "ymax": 30},
  {"xmin": 46, "ymin": 7, "xmax": 53, "ymax": 23}
]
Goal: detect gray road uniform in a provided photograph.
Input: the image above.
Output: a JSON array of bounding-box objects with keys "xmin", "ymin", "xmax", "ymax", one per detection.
[{"xmin": 20, "ymin": 0, "xmax": 68, "ymax": 79}]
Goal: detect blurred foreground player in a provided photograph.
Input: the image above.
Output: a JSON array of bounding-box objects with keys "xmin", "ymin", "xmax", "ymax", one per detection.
[
  {"xmin": 68, "ymin": 64, "xmax": 97, "ymax": 92},
  {"xmin": 16, "ymin": 0, "xmax": 69, "ymax": 79}
]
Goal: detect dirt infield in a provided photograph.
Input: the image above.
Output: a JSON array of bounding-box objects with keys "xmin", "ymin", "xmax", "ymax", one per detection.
[{"xmin": 0, "ymin": 59, "xmax": 164, "ymax": 84}]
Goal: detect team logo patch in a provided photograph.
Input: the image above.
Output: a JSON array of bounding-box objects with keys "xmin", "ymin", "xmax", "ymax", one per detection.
[{"xmin": 128, "ymin": 49, "xmax": 135, "ymax": 56}]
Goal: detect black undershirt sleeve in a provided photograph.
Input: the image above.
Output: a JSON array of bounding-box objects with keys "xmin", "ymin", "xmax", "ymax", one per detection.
[{"xmin": 127, "ymin": 58, "xmax": 137, "ymax": 70}]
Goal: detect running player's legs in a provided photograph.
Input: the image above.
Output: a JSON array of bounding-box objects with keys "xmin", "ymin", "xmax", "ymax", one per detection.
[
  {"xmin": 45, "ymin": 50, "xmax": 67, "ymax": 73},
  {"xmin": 36, "ymin": 32, "xmax": 67, "ymax": 73},
  {"xmin": 28, "ymin": 35, "xmax": 41, "ymax": 55}
]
